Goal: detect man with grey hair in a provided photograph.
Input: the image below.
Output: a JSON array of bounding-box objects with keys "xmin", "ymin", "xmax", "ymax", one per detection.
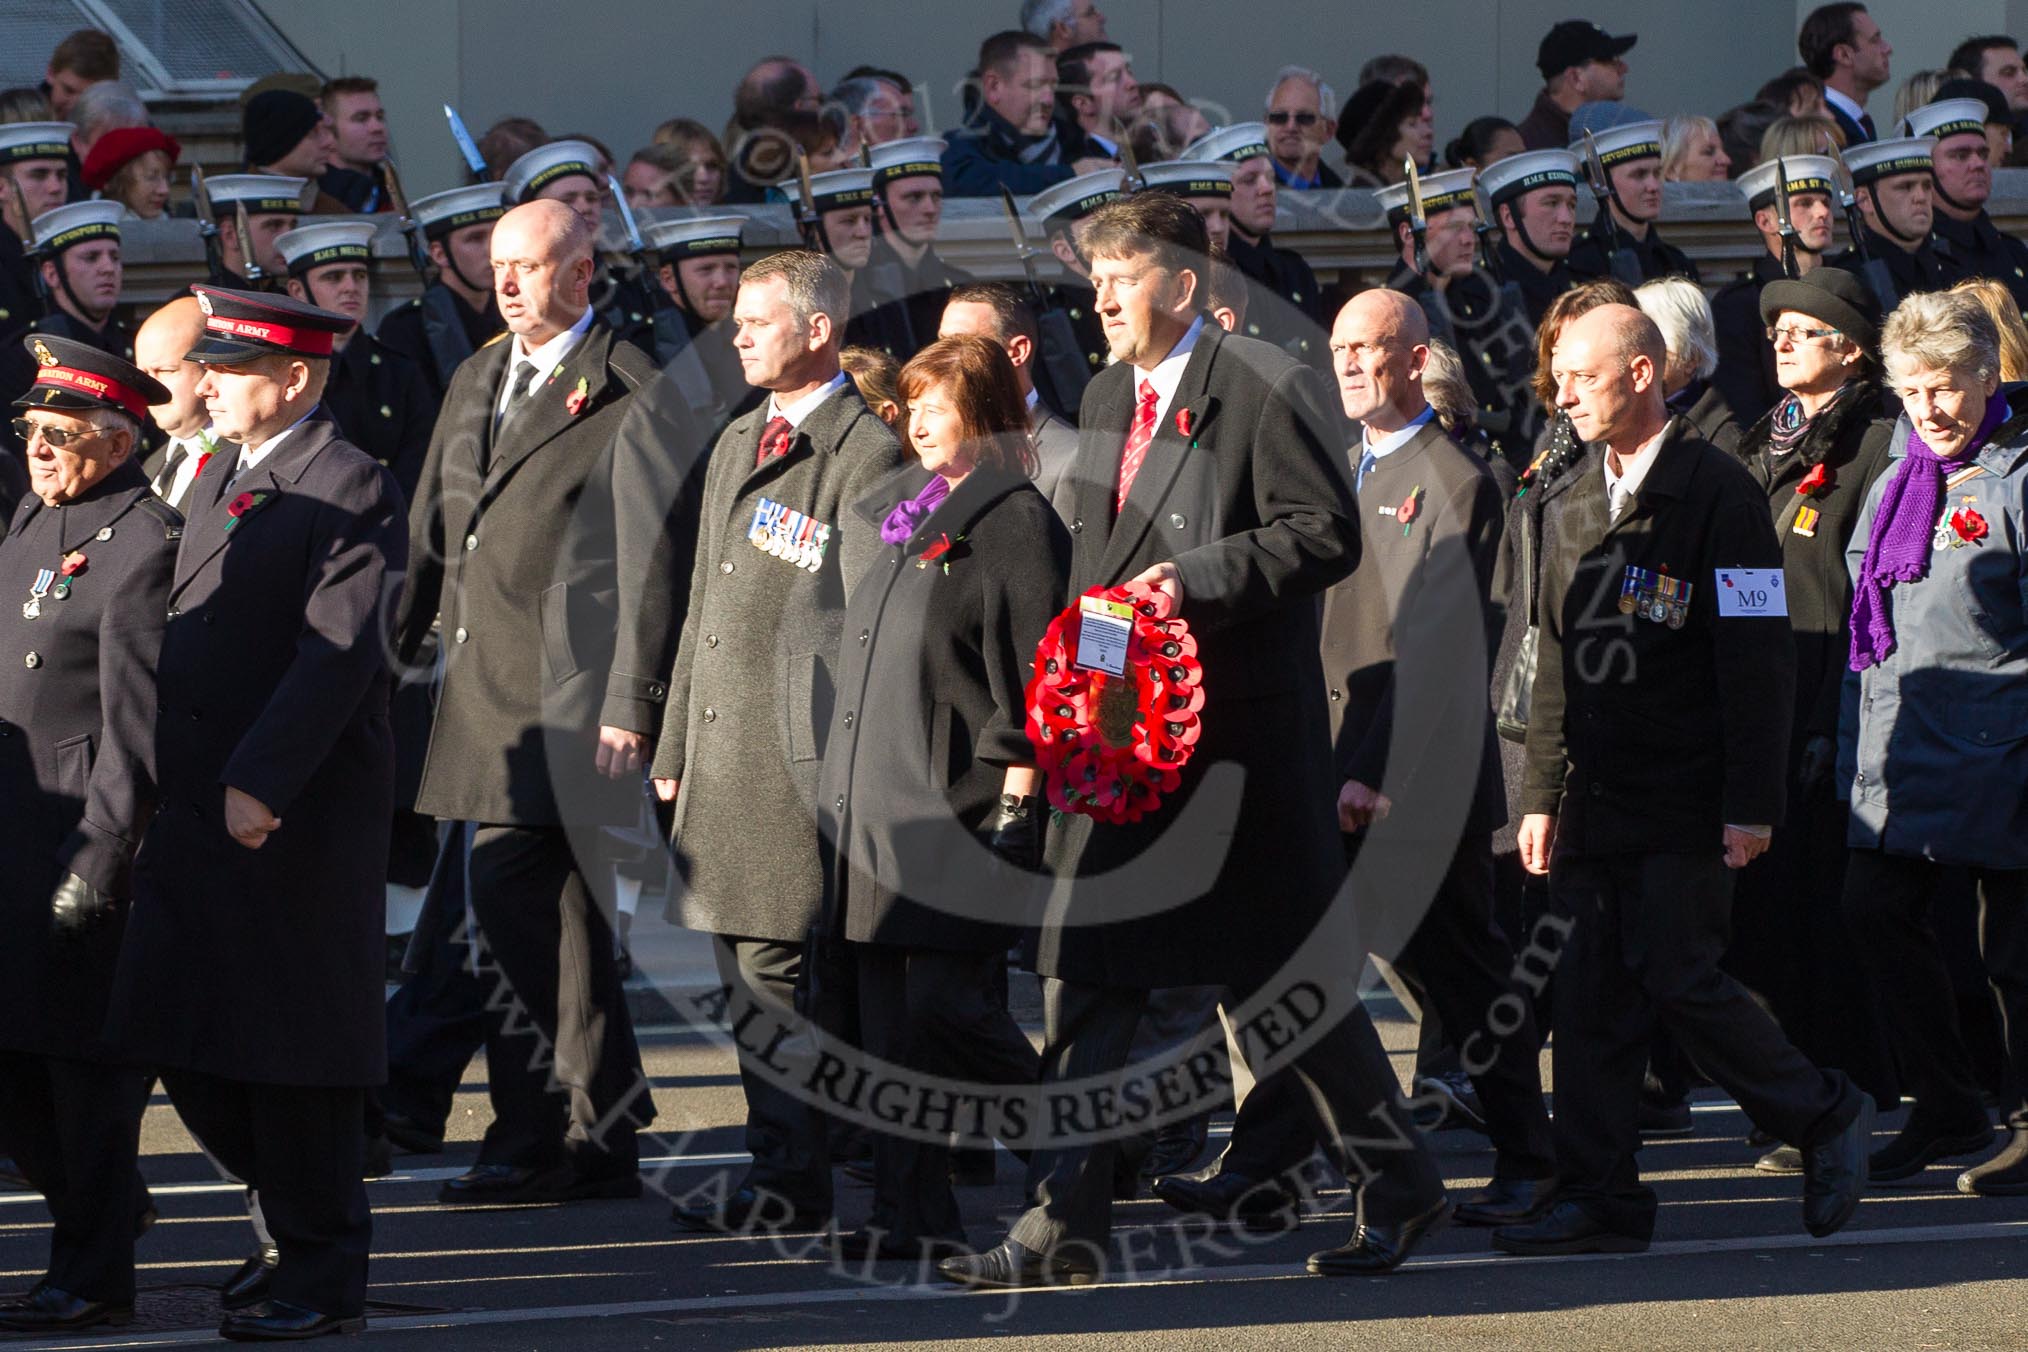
[
  {"xmin": 1266, "ymin": 65, "xmax": 1342, "ymax": 189},
  {"xmin": 1021, "ymin": 0, "xmax": 1106, "ymax": 52},
  {"xmin": 1635, "ymin": 276, "xmax": 1740, "ymax": 453},
  {"xmin": 831, "ymin": 75, "xmax": 911, "ymax": 149},
  {"xmin": 66, "ymin": 80, "xmax": 144, "ymax": 183},
  {"xmin": 1495, "ymin": 302, "xmax": 1869, "ymax": 1256},
  {"xmin": 654, "ymin": 248, "xmax": 906, "ymax": 1234}
]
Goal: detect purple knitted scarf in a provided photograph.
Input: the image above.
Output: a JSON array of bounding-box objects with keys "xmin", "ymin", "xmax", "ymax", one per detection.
[
  {"xmin": 880, "ymin": 472, "xmax": 950, "ymax": 545},
  {"xmin": 1849, "ymin": 396, "xmax": 2007, "ymax": 670}
]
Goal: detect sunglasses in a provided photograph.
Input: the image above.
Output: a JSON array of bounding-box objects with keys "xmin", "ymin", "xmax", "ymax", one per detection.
[
  {"xmin": 1266, "ymin": 111, "xmax": 1320, "ymax": 126},
  {"xmin": 11, "ymin": 417, "xmax": 109, "ymax": 448}
]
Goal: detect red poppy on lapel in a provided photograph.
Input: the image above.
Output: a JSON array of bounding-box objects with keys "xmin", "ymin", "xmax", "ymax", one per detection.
[
  {"xmin": 1796, "ymin": 463, "xmax": 1833, "ymax": 496},
  {"xmin": 1174, "ymin": 408, "xmax": 1192, "ymax": 438},
  {"xmin": 195, "ymin": 450, "xmax": 213, "ymax": 477},
  {"xmin": 1396, "ymin": 484, "xmax": 1425, "ymax": 536},
  {"xmin": 58, "ymin": 551, "xmax": 87, "ymax": 578},
  {"xmin": 1950, "ymin": 506, "xmax": 1989, "ymax": 543},
  {"xmin": 565, "ymin": 375, "xmax": 590, "ymax": 416},
  {"xmin": 224, "ymin": 491, "xmax": 270, "ymax": 533}
]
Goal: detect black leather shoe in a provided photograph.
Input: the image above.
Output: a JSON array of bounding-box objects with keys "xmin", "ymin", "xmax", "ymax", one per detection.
[
  {"xmin": 669, "ymin": 1185, "xmax": 832, "ymax": 1234},
  {"xmin": 1453, "ymin": 1176, "xmax": 1555, "ymax": 1227},
  {"xmin": 1959, "ymin": 1127, "xmax": 2028, "ymax": 1196},
  {"xmin": 1803, "ymin": 1100, "xmax": 1871, "ymax": 1237},
  {"xmin": 1307, "ymin": 1196, "xmax": 1451, "ymax": 1275},
  {"xmin": 436, "ymin": 1163, "xmax": 552, "ymax": 1205},
  {"xmin": 1636, "ymin": 1099, "xmax": 1695, "ymax": 1137},
  {"xmin": 936, "ymin": 1239, "xmax": 1096, "ymax": 1289},
  {"xmin": 0, "ymin": 1282, "xmax": 134, "ymax": 1332},
  {"xmin": 1150, "ymin": 1168, "xmax": 1299, "ymax": 1232},
  {"xmin": 834, "ymin": 1230, "xmax": 973, "ymax": 1264},
  {"xmin": 1139, "ymin": 1115, "xmax": 1211, "ymax": 1179},
  {"xmin": 1492, "ymin": 1200, "xmax": 1649, "ymax": 1255},
  {"xmin": 220, "ymin": 1244, "xmax": 280, "ymax": 1311},
  {"xmin": 219, "ymin": 1298, "xmax": 365, "ymax": 1341},
  {"xmin": 1869, "ymin": 1116, "xmax": 1993, "ymax": 1183},
  {"xmin": 1756, "ymin": 1144, "xmax": 1804, "ymax": 1174},
  {"xmin": 1412, "ymin": 1072, "xmax": 1489, "ymax": 1134},
  {"xmin": 379, "ymin": 1113, "xmax": 444, "ymax": 1156}
]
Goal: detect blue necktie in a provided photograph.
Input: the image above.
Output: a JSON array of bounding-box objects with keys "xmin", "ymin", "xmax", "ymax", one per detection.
[{"xmin": 1356, "ymin": 449, "xmax": 1378, "ymax": 492}]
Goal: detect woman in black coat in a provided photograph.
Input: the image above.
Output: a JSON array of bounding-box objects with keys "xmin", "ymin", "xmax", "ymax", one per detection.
[
  {"xmin": 1723, "ymin": 267, "xmax": 1900, "ymax": 1162},
  {"xmin": 815, "ymin": 335, "xmax": 1070, "ymax": 1261}
]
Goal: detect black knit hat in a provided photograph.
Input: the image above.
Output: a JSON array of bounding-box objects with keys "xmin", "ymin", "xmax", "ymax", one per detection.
[
  {"xmin": 243, "ymin": 89, "xmax": 321, "ymax": 169},
  {"xmin": 1759, "ymin": 267, "xmax": 1882, "ymax": 354}
]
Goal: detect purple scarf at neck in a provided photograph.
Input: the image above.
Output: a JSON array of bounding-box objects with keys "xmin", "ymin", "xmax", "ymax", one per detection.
[
  {"xmin": 880, "ymin": 472, "xmax": 950, "ymax": 545},
  {"xmin": 1849, "ymin": 395, "xmax": 2008, "ymax": 670}
]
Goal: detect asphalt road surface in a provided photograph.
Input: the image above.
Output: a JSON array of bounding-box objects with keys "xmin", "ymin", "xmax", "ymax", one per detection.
[{"xmin": 4, "ymin": 989, "xmax": 2024, "ymax": 1351}]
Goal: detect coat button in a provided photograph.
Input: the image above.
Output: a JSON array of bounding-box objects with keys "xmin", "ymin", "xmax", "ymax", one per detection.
[
  {"xmin": 1070, "ymin": 518, "xmax": 1084, "ymax": 533},
  {"xmin": 835, "ymin": 796, "xmax": 846, "ymax": 812},
  {"xmin": 1856, "ymin": 771, "xmax": 1867, "ymax": 785},
  {"xmin": 166, "ymin": 608, "xmax": 180, "ymax": 619},
  {"xmin": 858, "ymin": 630, "xmax": 869, "ymax": 645},
  {"xmin": 705, "ymin": 634, "xmax": 719, "ymax": 648},
  {"xmin": 1328, "ymin": 688, "xmax": 1341, "ymax": 701},
  {"xmin": 1170, "ymin": 513, "xmax": 1186, "ymax": 528},
  {"xmin": 380, "ymin": 404, "xmax": 393, "ymax": 418},
  {"xmin": 454, "ymin": 626, "xmax": 469, "ymax": 643},
  {"xmin": 1588, "ymin": 782, "xmax": 1603, "ymax": 797},
  {"xmin": 464, "ymin": 534, "xmax": 479, "ymax": 551},
  {"xmin": 702, "ymin": 707, "xmax": 717, "ymax": 722},
  {"xmin": 647, "ymin": 683, "xmax": 665, "ymax": 697},
  {"xmin": 843, "ymin": 711, "xmax": 854, "ymax": 727},
  {"xmin": 189, "ymin": 708, "xmax": 201, "ymax": 720},
  {"xmin": 22, "ymin": 652, "xmax": 38, "ymax": 669},
  {"xmin": 720, "ymin": 560, "xmax": 734, "ymax": 574}
]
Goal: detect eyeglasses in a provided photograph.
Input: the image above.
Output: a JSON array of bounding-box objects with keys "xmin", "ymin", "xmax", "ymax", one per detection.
[
  {"xmin": 1266, "ymin": 111, "xmax": 1320, "ymax": 127},
  {"xmin": 10, "ymin": 417, "xmax": 107, "ymax": 448},
  {"xmin": 1766, "ymin": 324, "xmax": 1841, "ymax": 346}
]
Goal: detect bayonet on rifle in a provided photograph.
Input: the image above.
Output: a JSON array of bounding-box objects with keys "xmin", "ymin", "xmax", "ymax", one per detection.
[
  {"xmin": 444, "ymin": 104, "xmax": 488, "ymax": 181},
  {"xmin": 1772, "ymin": 155, "xmax": 1800, "ymax": 280},
  {"xmin": 1404, "ymin": 154, "xmax": 1431, "ymax": 278}
]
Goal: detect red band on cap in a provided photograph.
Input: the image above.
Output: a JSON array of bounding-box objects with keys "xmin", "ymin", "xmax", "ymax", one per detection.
[
  {"xmin": 36, "ymin": 365, "xmax": 150, "ymax": 420},
  {"xmin": 204, "ymin": 314, "xmax": 335, "ymax": 356}
]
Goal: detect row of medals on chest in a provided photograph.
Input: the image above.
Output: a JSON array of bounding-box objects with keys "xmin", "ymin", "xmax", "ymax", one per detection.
[{"xmin": 23, "ymin": 524, "xmax": 114, "ymax": 618}]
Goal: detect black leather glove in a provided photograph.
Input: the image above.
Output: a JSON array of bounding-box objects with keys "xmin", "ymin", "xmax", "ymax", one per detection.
[
  {"xmin": 1796, "ymin": 735, "xmax": 1837, "ymax": 793},
  {"xmin": 50, "ymin": 872, "xmax": 121, "ymax": 944},
  {"xmin": 983, "ymin": 793, "xmax": 1043, "ymax": 872}
]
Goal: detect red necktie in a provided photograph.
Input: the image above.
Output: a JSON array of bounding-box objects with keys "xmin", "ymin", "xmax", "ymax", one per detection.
[
  {"xmin": 756, "ymin": 415, "xmax": 793, "ymax": 468},
  {"xmin": 1115, "ymin": 379, "xmax": 1159, "ymax": 513}
]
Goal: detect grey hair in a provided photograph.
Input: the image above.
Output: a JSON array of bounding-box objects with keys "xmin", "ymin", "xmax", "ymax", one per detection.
[
  {"xmin": 1881, "ymin": 290, "xmax": 2001, "ymax": 384},
  {"xmin": 1267, "ymin": 65, "xmax": 1337, "ymax": 119},
  {"xmin": 1634, "ymin": 277, "xmax": 1720, "ymax": 382},
  {"xmin": 741, "ymin": 247, "xmax": 850, "ymax": 329},
  {"xmin": 1020, "ymin": 0, "xmax": 1075, "ymax": 39},
  {"xmin": 73, "ymin": 80, "xmax": 147, "ymax": 140},
  {"xmin": 829, "ymin": 76, "xmax": 891, "ymax": 119},
  {"xmin": 1421, "ymin": 340, "xmax": 1476, "ymax": 435}
]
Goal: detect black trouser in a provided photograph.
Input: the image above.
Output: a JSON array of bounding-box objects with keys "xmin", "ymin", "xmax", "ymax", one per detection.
[
  {"xmin": 0, "ymin": 1053, "xmax": 149, "ymax": 1303},
  {"xmin": 1226, "ymin": 833, "xmax": 1555, "ymax": 1183},
  {"xmin": 382, "ymin": 842, "xmax": 490, "ymax": 1138},
  {"xmin": 1843, "ymin": 851, "xmax": 2028, "ymax": 1131},
  {"xmin": 1551, "ymin": 851, "xmax": 1860, "ymax": 1239},
  {"xmin": 1121, "ymin": 984, "xmax": 1224, "ymax": 1169},
  {"xmin": 713, "ymin": 935, "xmax": 834, "ymax": 1214},
  {"xmin": 160, "ymin": 1069, "xmax": 368, "ymax": 1317},
  {"xmin": 855, "ymin": 945, "xmax": 1038, "ymax": 1246},
  {"xmin": 1010, "ymin": 976, "xmax": 1441, "ymax": 1259},
  {"xmin": 464, "ymin": 823, "xmax": 651, "ymax": 1173}
]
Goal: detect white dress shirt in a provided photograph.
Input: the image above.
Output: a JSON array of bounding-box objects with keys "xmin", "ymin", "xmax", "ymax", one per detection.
[
  {"xmin": 1132, "ymin": 313, "xmax": 1206, "ymax": 427},
  {"xmin": 232, "ymin": 411, "xmax": 316, "ymax": 482},
  {"xmin": 767, "ymin": 371, "xmax": 849, "ymax": 428},
  {"xmin": 155, "ymin": 427, "xmax": 219, "ymax": 505},
  {"xmin": 1823, "ymin": 84, "xmax": 1868, "ymax": 133},
  {"xmin": 494, "ymin": 306, "xmax": 595, "ymax": 424},
  {"xmin": 1602, "ymin": 423, "xmax": 1667, "ymax": 521}
]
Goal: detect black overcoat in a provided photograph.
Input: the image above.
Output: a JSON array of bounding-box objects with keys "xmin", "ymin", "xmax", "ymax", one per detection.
[
  {"xmin": 322, "ymin": 331, "xmax": 441, "ymax": 504},
  {"xmin": 1034, "ymin": 322, "xmax": 1359, "ymax": 989},
  {"xmin": 108, "ymin": 417, "xmax": 408, "ymax": 1086},
  {"xmin": 817, "ymin": 466, "xmax": 1070, "ymax": 952},
  {"xmin": 395, "ymin": 321, "xmax": 657, "ymax": 829},
  {"xmin": 0, "ymin": 463, "xmax": 176, "ymax": 1056}
]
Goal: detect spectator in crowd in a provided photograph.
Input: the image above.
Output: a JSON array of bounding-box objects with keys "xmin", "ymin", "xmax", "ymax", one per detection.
[
  {"xmin": 477, "ymin": 115, "xmax": 546, "ymax": 182},
  {"xmin": 1953, "ymin": 277, "xmax": 2028, "ymax": 381},
  {"xmin": 1360, "ymin": 54, "xmax": 1432, "ymax": 106},
  {"xmin": 1947, "ymin": 37, "xmax": 2028, "ymax": 113},
  {"xmin": 565, "ymin": 134, "xmax": 618, "ymax": 213},
  {"xmin": 832, "ymin": 74, "xmax": 915, "ymax": 150},
  {"xmin": 242, "ymin": 89, "xmax": 347, "ymax": 213},
  {"xmin": 1717, "ymin": 100, "xmax": 1785, "ymax": 175},
  {"xmin": 1662, "ymin": 115, "xmax": 1731, "ymax": 181},
  {"xmin": 1337, "ymin": 79, "xmax": 1426, "ymax": 188},
  {"xmin": 1057, "ymin": 41, "xmax": 1141, "ymax": 158},
  {"xmin": 1722, "ymin": 266, "xmax": 1897, "ymax": 1172},
  {"xmin": 81, "ymin": 125, "xmax": 176, "ymax": 219},
  {"xmin": 937, "ymin": 280, "xmax": 1078, "ymax": 507},
  {"xmin": 67, "ymin": 81, "xmax": 145, "ymax": 179},
  {"xmin": 1800, "ymin": 3, "xmax": 1891, "ymax": 144},
  {"xmin": 721, "ymin": 56, "xmax": 821, "ymax": 202},
  {"xmin": 649, "ymin": 119, "xmax": 727, "ymax": 205},
  {"xmin": 942, "ymin": 31, "xmax": 1111, "ymax": 195},
  {"xmin": 1843, "ymin": 289, "xmax": 2028, "ymax": 1199},
  {"xmin": 1444, "ymin": 116, "xmax": 1523, "ymax": 170},
  {"xmin": 1127, "ymin": 88, "xmax": 1210, "ymax": 163},
  {"xmin": 1759, "ymin": 68, "xmax": 1830, "ymax": 121},
  {"xmin": 1635, "ymin": 276, "xmax": 1740, "ymax": 452},
  {"xmin": 1266, "ymin": 66, "xmax": 1343, "ymax": 189},
  {"xmin": 1519, "ymin": 20, "xmax": 1635, "ymax": 150},
  {"xmin": 839, "ymin": 66, "xmax": 921, "ymax": 139},
  {"xmin": 1891, "ymin": 70, "xmax": 1958, "ymax": 130},
  {"xmin": 622, "ymin": 144, "xmax": 690, "ymax": 209},
  {"xmin": 319, "ymin": 76, "xmax": 394, "ymax": 213},
  {"xmin": 840, "ymin": 344, "xmax": 904, "ymax": 429},
  {"xmin": 0, "ymin": 88, "xmax": 52, "ymax": 124},
  {"xmin": 1021, "ymin": 0, "xmax": 1106, "ymax": 52},
  {"xmin": 1759, "ymin": 114, "xmax": 1845, "ymax": 162},
  {"xmin": 42, "ymin": 30, "xmax": 117, "ymax": 122}
]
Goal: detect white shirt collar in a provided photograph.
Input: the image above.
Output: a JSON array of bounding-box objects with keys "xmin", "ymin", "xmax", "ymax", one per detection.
[
  {"xmin": 1133, "ymin": 313, "xmax": 1207, "ymax": 426},
  {"xmin": 1822, "ymin": 85, "xmax": 1866, "ymax": 126},
  {"xmin": 767, "ymin": 371, "xmax": 850, "ymax": 429},
  {"xmin": 1361, "ymin": 404, "xmax": 1435, "ymax": 461},
  {"xmin": 498, "ymin": 307, "xmax": 595, "ymax": 415},
  {"xmin": 236, "ymin": 410, "xmax": 315, "ymax": 476},
  {"xmin": 1603, "ymin": 421, "xmax": 1669, "ymax": 514},
  {"xmin": 156, "ymin": 425, "xmax": 218, "ymax": 502}
]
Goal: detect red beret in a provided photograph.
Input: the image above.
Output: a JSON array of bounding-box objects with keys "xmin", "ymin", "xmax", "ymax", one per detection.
[{"xmin": 81, "ymin": 125, "xmax": 181, "ymax": 192}]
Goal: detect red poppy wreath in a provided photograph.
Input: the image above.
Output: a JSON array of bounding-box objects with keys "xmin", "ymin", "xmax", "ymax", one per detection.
[{"xmin": 1025, "ymin": 581, "xmax": 1206, "ymax": 824}]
